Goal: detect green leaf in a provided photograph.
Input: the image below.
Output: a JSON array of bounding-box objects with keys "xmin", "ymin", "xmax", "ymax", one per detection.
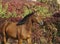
[
  {"xmin": 12, "ymin": 11, "xmax": 17, "ymax": 17},
  {"xmin": 23, "ymin": 6, "xmax": 32, "ymax": 18},
  {"xmin": 3, "ymin": 3, "xmax": 8, "ymax": 13},
  {"xmin": 0, "ymin": 3, "xmax": 2, "ymax": 13}
]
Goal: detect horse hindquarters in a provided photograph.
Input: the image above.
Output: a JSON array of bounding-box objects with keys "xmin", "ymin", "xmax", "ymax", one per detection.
[
  {"xmin": 3, "ymin": 22, "xmax": 18, "ymax": 44},
  {"xmin": 6, "ymin": 23, "xmax": 18, "ymax": 38}
]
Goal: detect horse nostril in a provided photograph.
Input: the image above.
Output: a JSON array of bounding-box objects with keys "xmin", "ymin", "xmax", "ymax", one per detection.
[{"xmin": 39, "ymin": 21, "xmax": 44, "ymax": 26}]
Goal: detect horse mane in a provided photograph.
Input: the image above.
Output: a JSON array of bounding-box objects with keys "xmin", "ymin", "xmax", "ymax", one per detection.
[{"xmin": 16, "ymin": 12, "xmax": 35, "ymax": 25}]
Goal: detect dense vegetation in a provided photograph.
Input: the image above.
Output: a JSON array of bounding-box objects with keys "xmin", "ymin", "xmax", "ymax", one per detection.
[{"xmin": 0, "ymin": 0, "xmax": 52, "ymax": 19}]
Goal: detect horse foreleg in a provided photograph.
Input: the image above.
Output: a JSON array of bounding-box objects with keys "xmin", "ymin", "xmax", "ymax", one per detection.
[
  {"xmin": 17, "ymin": 34, "xmax": 22, "ymax": 44},
  {"xmin": 18, "ymin": 39, "xmax": 22, "ymax": 44},
  {"xmin": 27, "ymin": 38, "xmax": 32, "ymax": 44}
]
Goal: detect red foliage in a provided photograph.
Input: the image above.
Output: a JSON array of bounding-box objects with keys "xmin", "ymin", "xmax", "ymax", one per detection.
[{"xmin": 2, "ymin": 0, "xmax": 48, "ymax": 22}]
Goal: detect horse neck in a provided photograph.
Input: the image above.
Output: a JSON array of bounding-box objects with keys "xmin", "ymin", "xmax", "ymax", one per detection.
[
  {"xmin": 25, "ymin": 17, "xmax": 32, "ymax": 31},
  {"xmin": 27, "ymin": 17, "xmax": 32, "ymax": 24}
]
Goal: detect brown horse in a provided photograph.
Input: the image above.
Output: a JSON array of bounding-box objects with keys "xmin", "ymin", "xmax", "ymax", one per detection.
[{"xmin": 2, "ymin": 11, "xmax": 43, "ymax": 44}]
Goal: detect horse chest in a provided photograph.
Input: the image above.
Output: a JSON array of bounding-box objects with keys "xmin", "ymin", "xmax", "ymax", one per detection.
[{"xmin": 20, "ymin": 25, "xmax": 31, "ymax": 39}]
